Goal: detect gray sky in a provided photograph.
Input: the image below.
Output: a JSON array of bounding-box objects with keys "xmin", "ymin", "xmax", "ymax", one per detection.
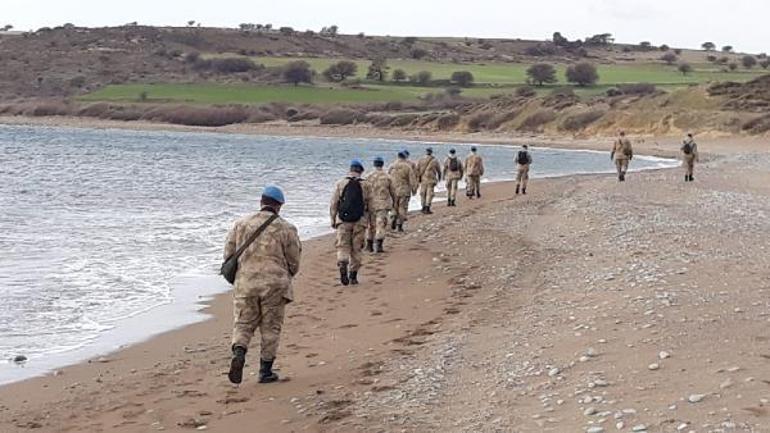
[{"xmin": 4, "ymin": 0, "xmax": 766, "ymax": 53}]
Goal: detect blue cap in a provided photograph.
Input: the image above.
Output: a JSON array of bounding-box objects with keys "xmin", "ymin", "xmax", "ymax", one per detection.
[
  {"xmin": 403, "ymin": 149, "xmax": 410, "ymax": 156},
  {"xmin": 262, "ymin": 185, "xmax": 285, "ymax": 204},
  {"xmin": 398, "ymin": 151, "xmax": 406, "ymax": 158},
  {"xmin": 373, "ymin": 156, "xmax": 384, "ymax": 164},
  {"xmin": 426, "ymin": 147, "xmax": 433, "ymax": 154},
  {"xmin": 471, "ymin": 146, "xmax": 478, "ymax": 152},
  {"xmin": 350, "ymin": 158, "xmax": 365, "ymax": 171},
  {"xmin": 449, "ymin": 148, "xmax": 456, "ymax": 154}
]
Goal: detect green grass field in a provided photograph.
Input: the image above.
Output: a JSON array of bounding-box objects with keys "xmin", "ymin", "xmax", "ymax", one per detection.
[{"xmin": 83, "ymin": 56, "xmax": 768, "ymax": 105}]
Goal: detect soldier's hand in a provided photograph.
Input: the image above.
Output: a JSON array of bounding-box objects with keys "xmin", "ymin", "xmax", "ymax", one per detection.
[{"xmin": 331, "ymin": 222, "xmax": 338, "ymax": 229}]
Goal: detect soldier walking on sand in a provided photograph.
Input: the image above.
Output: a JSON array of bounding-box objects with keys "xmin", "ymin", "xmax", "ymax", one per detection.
[
  {"xmin": 443, "ymin": 148, "xmax": 464, "ymax": 206},
  {"xmin": 330, "ymin": 159, "xmax": 370, "ymax": 286},
  {"xmin": 365, "ymin": 156, "xmax": 396, "ymax": 253},
  {"xmin": 464, "ymin": 146, "xmax": 485, "ymax": 199},
  {"xmin": 681, "ymin": 133, "xmax": 699, "ymax": 182},
  {"xmin": 611, "ymin": 131, "xmax": 634, "ymax": 182},
  {"xmin": 515, "ymin": 144, "xmax": 533, "ymax": 195},
  {"xmin": 225, "ymin": 186, "xmax": 302, "ymax": 385},
  {"xmin": 416, "ymin": 147, "xmax": 442, "ymax": 214},
  {"xmin": 388, "ymin": 151, "xmax": 418, "ymax": 232}
]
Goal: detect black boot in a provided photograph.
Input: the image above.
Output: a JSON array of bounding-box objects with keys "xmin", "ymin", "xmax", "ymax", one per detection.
[
  {"xmin": 390, "ymin": 219, "xmax": 397, "ymax": 230},
  {"xmin": 515, "ymin": 185, "xmax": 520, "ymax": 195},
  {"xmin": 228, "ymin": 345, "xmax": 247, "ymax": 384},
  {"xmin": 476, "ymin": 191, "xmax": 481, "ymax": 198},
  {"xmin": 685, "ymin": 175, "xmax": 689, "ymax": 182},
  {"xmin": 375, "ymin": 239, "xmax": 384, "ymax": 253},
  {"xmin": 522, "ymin": 187, "xmax": 527, "ymax": 195},
  {"xmin": 259, "ymin": 358, "xmax": 279, "ymax": 384},
  {"xmin": 619, "ymin": 173, "xmax": 625, "ymax": 182},
  {"xmin": 689, "ymin": 175, "xmax": 694, "ymax": 182},
  {"xmin": 425, "ymin": 206, "xmax": 433, "ymax": 214},
  {"xmin": 397, "ymin": 223, "xmax": 404, "ymax": 233},
  {"xmin": 365, "ymin": 239, "xmax": 374, "ymax": 253},
  {"xmin": 349, "ymin": 271, "xmax": 359, "ymax": 285},
  {"xmin": 447, "ymin": 199, "xmax": 452, "ymax": 207},
  {"xmin": 339, "ymin": 262, "xmax": 349, "ymax": 286}
]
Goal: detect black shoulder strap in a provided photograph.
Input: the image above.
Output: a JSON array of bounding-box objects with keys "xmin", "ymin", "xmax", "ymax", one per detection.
[{"xmin": 232, "ymin": 214, "xmax": 279, "ymax": 263}]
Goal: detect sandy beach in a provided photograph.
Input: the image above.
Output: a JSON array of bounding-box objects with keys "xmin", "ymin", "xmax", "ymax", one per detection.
[{"xmin": 1, "ymin": 120, "xmax": 769, "ymax": 433}]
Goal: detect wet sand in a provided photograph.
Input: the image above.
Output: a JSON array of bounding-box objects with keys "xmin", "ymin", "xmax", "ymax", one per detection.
[{"xmin": 1, "ymin": 123, "xmax": 769, "ymax": 432}]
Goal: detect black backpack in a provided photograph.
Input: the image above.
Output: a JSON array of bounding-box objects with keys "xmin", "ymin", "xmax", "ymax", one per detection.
[
  {"xmin": 682, "ymin": 142, "xmax": 693, "ymax": 155},
  {"xmin": 516, "ymin": 150, "xmax": 530, "ymax": 165},
  {"xmin": 338, "ymin": 177, "xmax": 365, "ymax": 223},
  {"xmin": 448, "ymin": 157, "xmax": 460, "ymax": 171}
]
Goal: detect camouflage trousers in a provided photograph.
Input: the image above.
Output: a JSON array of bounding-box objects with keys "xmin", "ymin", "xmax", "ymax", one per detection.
[
  {"xmin": 367, "ymin": 209, "xmax": 390, "ymax": 241},
  {"xmin": 683, "ymin": 154, "xmax": 695, "ymax": 176},
  {"xmin": 420, "ymin": 182, "xmax": 436, "ymax": 207},
  {"xmin": 336, "ymin": 221, "xmax": 366, "ymax": 271},
  {"xmin": 392, "ymin": 195, "xmax": 411, "ymax": 225},
  {"xmin": 445, "ymin": 178, "xmax": 460, "ymax": 201},
  {"xmin": 466, "ymin": 175, "xmax": 481, "ymax": 197},
  {"xmin": 516, "ymin": 164, "xmax": 530, "ymax": 188},
  {"xmin": 615, "ymin": 159, "xmax": 629, "ymax": 176},
  {"xmin": 231, "ymin": 286, "xmax": 289, "ymax": 361}
]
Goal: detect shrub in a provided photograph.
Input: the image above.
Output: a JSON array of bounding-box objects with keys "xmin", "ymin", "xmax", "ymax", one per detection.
[
  {"xmin": 445, "ymin": 86, "xmax": 463, "ymax": 97},
  {"xmin": 282, "ymin": 60, "xmax": 313, "ymax": 85},
  {"xmin": 322, "ymin": 61, "xmax": 357, "ymax": 82},
  {"xmin": 392, "ymin": 69, "xmax": 407, "ymax": 82},
  {"xmin": 678, "ymin": 63, "xmax": 693, "ymax": 75},
  {"xmin": 565, "ymin": 62, "xmax": 599, "ymax": 86},
  {"xmin": 145, "ymin": 105, "xmax": 250, "ymax": 127},
  {"xmin": 560, "ymin": 109, "xmax": 605, "ymax": 131},
  {"xmin": 410, "ymin": 48, "xmax": 428, "ymax": 59},
  {"xmin": 518, "ymin": 109, "xmax": 556, "ymax": 131},
  {"xmin": 742, "ymin": 55, "xmax": 757, "ymax": 69},
  {"xmin": 450, "ymin": 71, "xmax": 474, "ymax": 87},
  {"xmin": 411, "ymin": 70, "xmax": 432, "ymax": 86},
  {"xmin": 525, "ymin": 43, "xmax": 557, "ymax": 56},
  {"xmin": 436, "ymin": 113, "xmax": 460, "ymax": 130},
  {"xmin": 26, "ymin": 102, "xmax": 72, "ymax": 117},
  {"xmin": 617, "ymin": 83, "xmax": 657, "ymax": 95},
  {"xmin": 660, "ymin": 52, "xmax": 678, "ymax": 65},
  {"xmin": 467, "ymin": 111, "xmax": 493, "ymax": 131},
  {"xmin": 760, "ymin": 59, "xmax": 770, "ymax": 69},
  {"xmin": 728, "ymin": 62, "xmax": 738, "ymax": 71},
  {"xmin": 526, "ymin": 63, "xmax": 557, "ymax": 86},
  {"xmin": 515, "ymin": 86, "xmax": 537, "ymax": 97},
  {"xmin": 193, "ymin": 57, "xmax": 259, "ymax": 74},
  {"xmin": 319, "ymin": 109, "xmax": 362, "ymax": 125},
  {"xmin": 486, "ymin": 110, "xmax": 521, "ymax": 130},
  {"xmin": 185, "ymin": 52, "xmax": 201, "ymax": 64}
]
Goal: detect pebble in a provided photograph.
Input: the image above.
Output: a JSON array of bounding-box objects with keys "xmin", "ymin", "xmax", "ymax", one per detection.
[
  {"xmin": 688, "ymin": 394, "xmax": 706, "ymax": 403},
  {"xmin": 12, "ymin": 355, "xmax": 27, "ymax": 364},
  {"xmin": 648, "ymin": 363, "xmax": 660, "ymax": 371},
  {"xmin": 632, "ymin": 425, "xmax": 648, "ymax": 432},
  {"xmin": 659, "ymin": 351, "xmax": 671, "ymax": 359},
  {"xmin": 586, "ymin": 427, "xmax": 605, "ymax": 433},
  {"xmin": 584, "ymin": 406, "xmax": 597, "ymax": 416},
  {"xmin": 548, "ymin": 367, "xmax": 560, "ymax": 377}
]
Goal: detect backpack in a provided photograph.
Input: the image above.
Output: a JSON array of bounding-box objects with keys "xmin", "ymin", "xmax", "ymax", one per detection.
[
  {"xmin": 682, "ymin": 141, "xmax": 693, "ymax": 155},
  {"xmin": 338, "ymin": 177, "xmax": 365, "ymax": 223},
  {"xmin": 621, "ymin": 140, "xmax": 633, "ymax": 157},
  {"xmin": 448, "ymin": 157, "xmax": 460, "ymax": 171},
  {"xmin": 516, "ymin": 150, "xmax": 530, "ymax": 165}
]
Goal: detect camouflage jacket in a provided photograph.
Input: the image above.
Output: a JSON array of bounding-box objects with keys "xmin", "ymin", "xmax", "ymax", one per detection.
[
  {"xmin": 464, "ymin": 153, "xmax": 485, "ymax": 177},
  {"xmin": 365, "ymin": 168, "xmax": 397, "ymax": 211},
  {"xmin": 329, "ymin": 174, "xmax": 371, "ymax": 226},
  {"xmin": 224, "ymin": 209, "xmax": 302, "ymax": 299},
  {"xmin": 416, "ymin": 155, "xmax": 442, "ymax": 184},
  {"xmin": 443, "ymin": 156, "xmax": 464, "ymax": 180},
  {"xmin": 611, "ymin": 138, "xmax": 634, "ymax": 161},
  {"xmin": 388, "ymin": 159, "xmax": 418, "ymax": 197}
]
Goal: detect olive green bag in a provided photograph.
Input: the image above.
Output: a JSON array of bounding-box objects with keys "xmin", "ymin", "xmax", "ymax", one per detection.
[{"xmin": 220, "ymin": 214, "xmax": 278, "ymax": 285}]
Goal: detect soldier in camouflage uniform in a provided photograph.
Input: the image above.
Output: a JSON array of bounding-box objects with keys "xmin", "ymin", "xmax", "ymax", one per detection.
[
  {"xmin": 443, "ymin": 148, "xmax": 464, "ymax": 206},
  {"xmin": 416, "ymin": 147, "xmax": 442, "ymax": 214},
  {"xmin": 365, "ymin": 156, "xmax": 396, "ymax": 253},
  {"xmin": 611, "ymin": 131, "xmax": 634, "ymax": 182},
  {"xmin": 464, "ymin": 146, "xmax": 485, "ymax": 199},
  {"xmin": 388, "ymin": 151, "xmax": 418, "ymax": 232},
  {"xmin": 330, "ymin": 159, "xmax": 370, "ymax": 286},
  {"xmin": 224, "ymin": 186, "xmax": 302, "ymax": 385},
  {"xmin": 681, "ymin": 133, "xmax": 699, "ymax": 182}
]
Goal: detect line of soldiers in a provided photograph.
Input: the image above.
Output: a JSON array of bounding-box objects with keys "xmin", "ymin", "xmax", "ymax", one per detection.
[
  {"xmin": 225, "ymin": 131, "xmax": 708, "ymax": 385},
  {"xmin": 611, "ymin": 131, "xmax": 700, "ymax": 182}
]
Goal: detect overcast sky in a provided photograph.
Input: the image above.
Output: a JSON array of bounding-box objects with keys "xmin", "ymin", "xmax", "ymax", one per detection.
[{"xmin": 4, "ymin": 0, "xmax": 766, "ymax": 53}]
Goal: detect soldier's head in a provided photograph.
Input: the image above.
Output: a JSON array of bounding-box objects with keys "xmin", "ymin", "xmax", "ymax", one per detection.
[
  {"xmin": 471, "ymin": 146, "xmax": 477, "ymax": 153},
  {"xmin": 397, "ymin": 151, "xmax": 407, "ymax": 160},
  {"xmin": 687, "ymin": 133, "xmax": 693, "ymax": 138},
  {"xmin": 449, "ymin": 148, "xmax": 456, "ymax": 156},
  {"xmin": 619, "ymin": 131, "xmax": 626, "ymax": 137},
  {"xmin": 523, "ymin": 144, "xmax": 529, "ymax": 150},
  {"xmin": 426, "ymin": 147, "xmax": 433, "ymax": 155},
  {"xmin": 261, "ymin": 185, "xmax": 285, "ymax": 213},
  {"xmin": 373, "ymin": 156, "xmax": 384, "ymax": 168},
  {"xmin": 350, "ymin": 159, "xmax": 365, "ymax": 175}
]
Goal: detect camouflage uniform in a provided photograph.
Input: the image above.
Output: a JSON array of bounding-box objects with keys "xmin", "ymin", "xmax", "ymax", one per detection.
[
  {"xmin": 388, "ymin": 159, "xmax": 418, "ymax": 227},
  {"xmin": 515, "ymin": 150, "xmax": 533, "ymax": 193},
  {"xmin": 611, "ymin": 137, "xmax": 633, "ymax": 180},
  {"xmin": 330, "ymin": 175, "xmax": 370, "ymax": 272},
  {"xmin": 365, "ymin": 168, "xmax": 396, "ymax": 241},
  {"xmin": 443, "ymin": 156, "xmax": 464, "ymax": 203},
  {"xmin": 224, "ymin": 209, "xmax": 302, "ymax": 361},
  {"xmin": 464, "ymin": 153, "xmax": 485, "ymax": 197},
  {"xmin": 681, "ymin": 137, "xmax": 699, "ymax": 180},
  {"xmin": 417, "ymin": 155, "xmax": 442, "ymax": 208}
]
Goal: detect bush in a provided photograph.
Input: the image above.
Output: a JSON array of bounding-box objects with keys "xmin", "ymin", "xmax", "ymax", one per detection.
[
  {"xmin": 145, "ymin": 105, "xmax": 250, "ymax": 127},
  {"xmin": 660, "ymin": 52, "xmax": 678, "ymax": 65},
  {"xmin": 450, "ymin": 71, "xmax": 474, "ymax": 87},
  {"xmin": 518, "ymin": 109, "xmax": 556, "ymax": 131},
  {"xmin": 319, "ymin": 109, "xmax": 363, "ymax": 125},
  {"xmin": 445, "ymin": 86, "xmax": 463, "ymax": 97},
  {"xmin": 193, "ymin": 57, "xmax": 259, "ymax": 74},
  {"xmin": 515, "ymin": 86, "xmax": 537, "ymax": 97},
  {"xmin": 436, "ymin": 113, "xmax": 460, "ymax": 130},
  {"xmin": 282, "ymin": 60, "xmax": 313, "ymax": 85},
  {"xmin": 526, "ymin": 63, "xmax": 557, "ymax": 86},
  {"xmin": 617, "ymin": 83, "xmax": 657, "ymax": 95},
  {"xmin": 411, "ymin": 70, "xmax": 432, "ymax": 86},
  {"xmin": 728, "ymin": 62, "xmax": 738, "ymax": 71},
  {"xmin": 26, "ymin": 102, "xmax": 72, "ymax": 117},
  {"xmin": 560, "ymin": 109, "xmax": 605, "ymax": 131},
  {"xmin": 565, "ymin": 62, "xmax": 599, "ymax": 86},
  {"xmin": 392, "ymin": 69, "xmax": 407, "ymax": 82},
  {"xmin": 760, "ymin": 59, "xmax": 770, "ymax": 69},
  {"xmin": 467, "ymin": 111, "xmax": 493, "ymax": 131},
  {"xmin": 742, "ymin": 55, "xmax": 757, "ymax": 69},
  {"xmin": 410, "ymin": 48, "xmax": 428, "ymax": 59},
  {"xmin": 185, "ymin": 52, "xmax": 201, "ymax": 64},
  {"xmin": 678, "ymin": 63, "xmax": 693, "ymax": 75},
  {"xmin": 525, "ymin": 43, "xmax": 557, "ymax": 56},
  {"xmin": 322, "ymin": 61, "xmax": 357, "ymax": 82}
]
